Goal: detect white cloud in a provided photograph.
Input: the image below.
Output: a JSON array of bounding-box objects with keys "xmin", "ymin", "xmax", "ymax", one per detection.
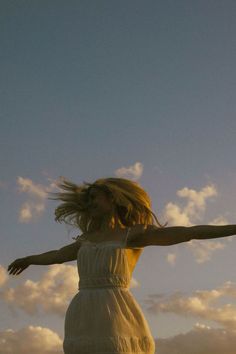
[
  {"xmin": 187, "ymin": 239, "xmax": 225, "ymax": 264},
  {"xmin": 166, "ymin": 253, "xmax": 177, "ymax": 266},
  {"xmin": 114, "ymin": 162, "xmax": 143, "ymax": 180},
  {"xmin": 144, "ymin": 281, "xmax": 236, "ymax": 331},
  {"xmin": 163, "ymin": 183, "xmax": 218, "ymax": 227},
  {"xmin": 154, "ymin": 325, "xmax": 236, "ymax": 354},
  {"xmin": 194, "ymin": 321, "xmax": 211, "ymax": 330},
  {"xmin": 0, "ymin": 264, "xmax": 78, "ymax": 316},
  {"xmin": 0, "ymin": 266, "xmax": 8, "ymax": 287},
  {"xmin": 0, "ymin": 325, "xmax": 62, "ymax": 354},
  {"xmin": 16, "ymin": 176, "xmax": 59, "ymax": 223},
  {"xmin": 164, "ymin": 202, "xmax": 192, "ymax": 226},
  {"xmin": 130, "ymin": 277, "xmax": 141, "ymax": 288},
  {"xmin": 209, "ymin": 215, "xmax": 234, "ymax": 243},
  {"xmin": 207, "ymin": 215, "xmax": 229, "ymax": 226},
  {"xmin": 17, "ymin": 177, "xmax": 48, "ymax": 199},
  {"xmin": 162, "ymin": 183, "xmax": 231, "ymax": 263},
  {"xmin": 177, "ymin": 184, "xmax": 218, "ymax": 212},
  {"xmin": 0, "ymin": 263, "xmax": 140, "ymax": 316}
]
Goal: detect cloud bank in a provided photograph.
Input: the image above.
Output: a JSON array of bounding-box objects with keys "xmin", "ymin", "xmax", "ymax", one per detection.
[
  {"xmin": 0, "ymin": 325, "xmax": 62, "ymax": 354},
  {"xmin": 144, "ymin": 280, "xmax": 236, "ymax": 330},
  {"xmin": 154, "ymin": 324, "xmax": 236, "ymax": 354}
]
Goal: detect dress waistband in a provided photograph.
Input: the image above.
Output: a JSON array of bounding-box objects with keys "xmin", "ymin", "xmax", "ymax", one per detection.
[
  {"xmin": 78, "ymin": 274, "xmax": 130, "ymax": 290},
  {"xmin": 79, "ymin": 285, "xmax": 129, "ymax": 290}
]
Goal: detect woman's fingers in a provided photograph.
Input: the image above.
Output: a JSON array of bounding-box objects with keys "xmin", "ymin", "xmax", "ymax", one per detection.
[
  {"xmin": 8, "ymin": 265, "xmax": 19, "ymax": 275},
  {"xmin": 9, "ymin": 266, "xmax": 24, "ymax": 275},
  {"xmin": 8, "ymin": 268, "xmax": 16, "ymax": 275},
  {"xmin": 7, "ymin": 258, "xmax": 29, "ymax": 276},
  {"xmin": 14, "ymin": 268, "xmax": 23, "ymax": 275}
]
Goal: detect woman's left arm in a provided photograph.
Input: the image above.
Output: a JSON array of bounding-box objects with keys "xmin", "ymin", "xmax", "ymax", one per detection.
[
  {"xmin": 143, "ymin": 224, "xmax": 236, "ymax": 246},
  {"xmin": 187, "ymin": 224, "xmax": 236, "ymax": 241}
]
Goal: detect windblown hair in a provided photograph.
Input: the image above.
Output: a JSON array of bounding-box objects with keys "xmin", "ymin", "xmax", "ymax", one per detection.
[{"xmin": 47, "ymin": 176, "xmax": 168, "ymax": 239}]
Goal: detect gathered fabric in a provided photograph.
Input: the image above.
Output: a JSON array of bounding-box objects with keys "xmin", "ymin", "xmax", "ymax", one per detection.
[{"xmin": 63, "ymin": 228, "xmax": 155, "ymax": 354}]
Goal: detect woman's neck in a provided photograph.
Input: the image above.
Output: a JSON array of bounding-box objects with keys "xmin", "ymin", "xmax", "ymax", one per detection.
[{"xmin": 88, "ymin": 213, "xmax": 126, "ymax": 233}]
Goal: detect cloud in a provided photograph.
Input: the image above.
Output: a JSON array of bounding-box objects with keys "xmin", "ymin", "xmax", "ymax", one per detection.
[
  {"xmin": 208, "ymin": 215, "xmax": 235, "ymax": 243},
  {"xmin": 0, "ymin": 264, "xmax": 78, "ymax": 316},
  {"xmin": 186, "ymin": 239, "xmax": 226, "ymax": 264},
  {"xmin": 1, "ymin": 322, "xmax": 235, "ymax": 354},
  {"xmin": 16, "ymin": 176, "xmax": 59, "ymax": 223},
  {"xmin": 166, "ymin": 253, "xmax": 177, "ymax": 266},
  {"xmin": 154, "ymin": 325, "xmax": 236, "ymax": 354},
  {"xmin": 0, "ymin": 325, "xmax": 62, "ymax": 354},
  {"xmin": 130, "ymin": 277, "xmax": 141, "ymax": 288},
  {"xmin": 114, "ymin": 162, "xmax": 143, "ymax": 180},
  {"xmin": 0, "ymin": 266, "xmax": 8, "ymax": 287},
  {"xmin": 144, "ymin": 281, "xmax": 236, "ymax": 331},
  {"xmin": 163, "ymin": 183, "xmax": 218, "ymax": 227},
  {"xmin": 162, "ymin": 183, "xmax": 231, "ymax": 264},
  {"xmin": 0, "ymin": 263, "xmax": 140, "ymax": 316}
]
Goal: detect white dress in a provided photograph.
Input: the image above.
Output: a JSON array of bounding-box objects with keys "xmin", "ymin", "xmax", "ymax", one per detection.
[{"xmin": 63, "ymin": 227, "xmax": 155, "ymax": 354}]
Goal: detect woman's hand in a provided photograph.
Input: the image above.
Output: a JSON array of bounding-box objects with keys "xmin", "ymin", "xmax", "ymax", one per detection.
[{"xmin": 7, "ymin": 257, "xmax": 31, "ymax": 276}]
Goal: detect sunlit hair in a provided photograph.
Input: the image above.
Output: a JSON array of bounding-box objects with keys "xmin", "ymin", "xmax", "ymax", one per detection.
[{"xmin": 47, "ymin": 176, "xmax": 168, "ymax": 239}]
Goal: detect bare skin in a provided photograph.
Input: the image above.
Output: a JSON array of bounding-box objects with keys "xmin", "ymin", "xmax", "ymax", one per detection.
[{"xmin": 7, "ymin": 187, "xmax": 236, "ymax": 275}]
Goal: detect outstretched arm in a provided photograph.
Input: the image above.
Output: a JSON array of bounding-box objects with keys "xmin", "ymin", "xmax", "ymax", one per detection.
[
  {"xmin": 8, "ymin": 249, "xmax": 60, "ymax": 276},
  {"xmin": 8, "ymin": 241, "xmax": 80, "ymax": 276},
  {"xmin": 187, "ymin": 224, "xmax": 236, "ymax": 241},
  {"xmin": 144, "ymin": 224, "xmax": 236, "ymax": 246}
]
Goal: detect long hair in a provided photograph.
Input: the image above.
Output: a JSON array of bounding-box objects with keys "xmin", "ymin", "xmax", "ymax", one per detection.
[{"xmin": 47, "ymin": 176, "xmax": 168, "ymax": 239}]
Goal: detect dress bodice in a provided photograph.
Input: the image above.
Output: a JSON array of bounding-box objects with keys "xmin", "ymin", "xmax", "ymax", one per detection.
[{"xmin": 76, "ymin": 228, "xmax": 143, "ymax": 290}]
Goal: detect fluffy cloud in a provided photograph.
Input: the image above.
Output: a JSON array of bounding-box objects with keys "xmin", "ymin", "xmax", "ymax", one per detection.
[
  {"xmin": 16, "ymin": 176, "xmax": 59, "ymax": 223},
  {"xmin": 154, "ymin": 324, "xmax": 236, "ymax": 354},
  {"xmin": 144, "ymin": 281, "xmax": 236, "ymax": 331},
  {"xmin": 163, "ymin": 183, "xmax": 218, "ymax": 227},
  {"xmin": 0, "ymin": 325, "xmax": 63, "ymax": 354},
  {"xmin": 0, "ymin": 265, "xmax": 8, "ymax": 287},
  {"xmin": 114, "ymin": 162, "xmax": 143, "ymax": 180},
  {"xmin": 162, "ymin": 183, "xmax": 232, "ymax": 264},
  {"xmin": 1, "ymin": 322, "xmax": 235, "ymax": 354},
  {"xmin": 0, "ymin": 264, "xmax": 78, "ymax": 316},
  {"xmin": 186, "ymin": 238, "xmax": 226, "ymax": 264},
  {"xmin": 0, "ymin": 263, "xmax": 140, "ymax": 316}
]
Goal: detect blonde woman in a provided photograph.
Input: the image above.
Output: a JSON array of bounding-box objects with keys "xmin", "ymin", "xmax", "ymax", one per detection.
[{"xmin": 8, "ymin": 177, "xmax": 236, "ymax": 354}]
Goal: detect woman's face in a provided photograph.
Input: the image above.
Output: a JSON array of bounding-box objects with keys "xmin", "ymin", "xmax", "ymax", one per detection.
[{"xmin": 87, "ymin": 187, "xmax": 113, "ymax": 215}]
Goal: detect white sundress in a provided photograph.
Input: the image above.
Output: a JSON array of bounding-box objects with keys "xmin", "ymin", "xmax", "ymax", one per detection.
[{"xmin": 63, "ymin": 227, "xmax": 156, "ymax": 354}]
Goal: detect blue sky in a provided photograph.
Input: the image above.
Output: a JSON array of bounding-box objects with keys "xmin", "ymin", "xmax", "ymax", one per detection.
[{"xmin": 1, "ymin": 1, "xmax": 236, "ymax": 353}]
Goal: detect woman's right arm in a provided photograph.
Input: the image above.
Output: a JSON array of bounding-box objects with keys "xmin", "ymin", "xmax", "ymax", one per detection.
[{"xmin": 8, "ymin": 240, "xmax": 81, "ymax": 276}]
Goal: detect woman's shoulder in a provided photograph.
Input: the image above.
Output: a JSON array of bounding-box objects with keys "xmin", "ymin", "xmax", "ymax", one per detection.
[{"xmin": 126, "ymin": 223, "xmax": 159, "ymax": 248}]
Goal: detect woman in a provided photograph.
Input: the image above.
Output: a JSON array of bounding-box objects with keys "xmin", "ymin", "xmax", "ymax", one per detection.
[{"xmin": 7, "ymin": 177, "xmax": 236, "ymax": 354}]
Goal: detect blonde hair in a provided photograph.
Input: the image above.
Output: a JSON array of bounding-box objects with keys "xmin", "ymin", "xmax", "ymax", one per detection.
[{"xmin": 47, "ymin": 176, "xmax": 168, "ymax": 239}]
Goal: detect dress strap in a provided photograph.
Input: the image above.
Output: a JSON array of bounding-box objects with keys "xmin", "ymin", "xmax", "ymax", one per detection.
[{"xmin": 124, "ymin": 227, "xmax": 131, "ymax": 246}]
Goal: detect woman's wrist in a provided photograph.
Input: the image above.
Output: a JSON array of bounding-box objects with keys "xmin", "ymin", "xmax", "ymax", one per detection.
[{"xmin": 25, "ymin": 256, "xmax": 32, "ymax": 265}]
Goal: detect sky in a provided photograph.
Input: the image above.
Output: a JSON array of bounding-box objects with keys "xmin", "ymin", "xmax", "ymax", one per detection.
[{"xmin": 1, "ymin": 0, "xmax": 236, "ymax": 353}]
